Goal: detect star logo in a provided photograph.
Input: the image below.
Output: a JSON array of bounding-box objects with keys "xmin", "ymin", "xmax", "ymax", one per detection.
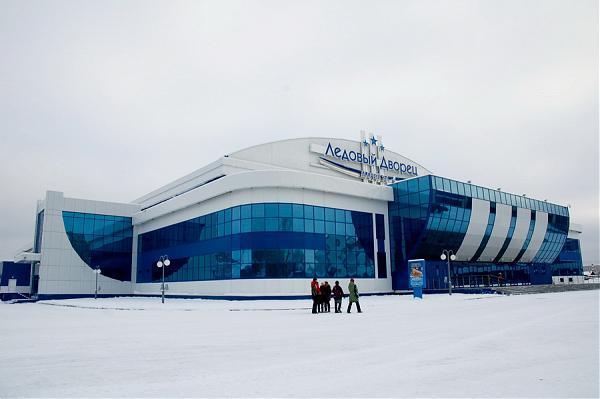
[
  {"xmin": 370, "ymin": 136, "xmax": 377, "ymax": 145},
  {"xmin": 362, "ymin": 139, "xmax": 369, "ymax": 146},
  {"xmin": 379, "ymin": 144, "xmax": 385, "ymax": 152}
]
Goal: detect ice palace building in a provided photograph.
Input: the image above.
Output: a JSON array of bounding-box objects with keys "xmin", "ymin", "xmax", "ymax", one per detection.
[{"xmin": 1, "ymin": 135, "xmax": 584, "ymax": 300}]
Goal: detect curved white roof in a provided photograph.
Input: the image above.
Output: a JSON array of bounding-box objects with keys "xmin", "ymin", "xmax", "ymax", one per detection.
[
  {"xmin": 230, "ymin": 137, "xmax": 430, "ymax": 178},
  {"xmin": 133, "ymin": 137, "xmax": 431, "ymax": 209}
]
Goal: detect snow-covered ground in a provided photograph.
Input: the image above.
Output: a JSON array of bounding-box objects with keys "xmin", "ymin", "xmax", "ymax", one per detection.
[{"xmin": 1, "ymin": 291, "xmax": 598, "ymax": 398}]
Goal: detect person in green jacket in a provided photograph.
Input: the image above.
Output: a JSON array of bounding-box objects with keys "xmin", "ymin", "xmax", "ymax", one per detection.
[{"xmin": 347, "ymin": 278, "xmax": 362, "ymax": 313}]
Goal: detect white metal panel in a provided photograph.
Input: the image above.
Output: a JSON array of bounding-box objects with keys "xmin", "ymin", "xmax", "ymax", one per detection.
[
  {"xmin": 133, "ymin": 159, "xmax": 226, "ymax": 208},
  {"xmin": 455, "ymin": 199, "xmax": 490, "ymax": 261},
  {"xmin": 7, "ymin": 279, "xmax": 17, "ymax": 293},
  {"xmin": 133, "ymin": 170, "xmax": 393, "ymax": 226},
  {"xmin": 0, "ymin": 284, "xmax": 30, "ymax": 294},
  {"xmin": 36, "ymin": 190, "xmax": 134, "ymax": 297},
  {"xmin": 133, "ymin": 137, "xmax": 432, "ymax": 207},
  {"xmin": 500, "ymin": 208, "xmax": 532, "ymax": 262},
  {"xmin": 567, "ymin": 221, "xmax": 582, "ymax": 239},
  {"xmin": 519, "ymin": 212, "xmax": 549, "ymax": 263},
  {"xmin": 476, "ymin": 204, "xmax": 512, "ymax": 262},
  {"xmin": 134, "ymin": 276, "xmax": 392, "ymax": 297},
  {"xmin": 135, "ymin": 185, "xmax": 388, "ymax": 235},
  {"xmin": 14, "ymin": 252, "xmax": 41, "ymax": 263}
]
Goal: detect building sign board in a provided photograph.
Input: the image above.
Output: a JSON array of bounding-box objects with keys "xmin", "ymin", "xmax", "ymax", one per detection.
[{"xmin": 310, "ymin": 132, "xmax": 424, "ymax": 185}]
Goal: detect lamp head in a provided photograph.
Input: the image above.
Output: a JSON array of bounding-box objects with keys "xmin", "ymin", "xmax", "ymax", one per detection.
[
  {"xmin": 450, "ymin": 254, "xmax": 456, "ymax": 261},
  {"xmin": 164, "ymin": 259, "xmax": 171, "ymax": 267},
  {"xmin": 440, "ymin": 254, "xmax": 447, "ymax": 261},
  {"xmin": 156, "ymin": 261, "xmax": 163, "ymax": 268}
]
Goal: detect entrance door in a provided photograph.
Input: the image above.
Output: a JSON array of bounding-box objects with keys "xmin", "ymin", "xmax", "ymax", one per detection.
[{"xmin": 8, "ymin": 278, "xmax": 17, "ymax": 293}]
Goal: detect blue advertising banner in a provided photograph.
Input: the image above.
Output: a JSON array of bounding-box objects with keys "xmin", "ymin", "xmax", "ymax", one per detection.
[{"xmin": 408, "ymin": 259, "xmax": 426, "ymax": 299}]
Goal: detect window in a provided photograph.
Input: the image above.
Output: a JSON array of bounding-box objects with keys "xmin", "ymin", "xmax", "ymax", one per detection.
[
  {"xmin": 251, "ymin": 203, "xmax": 264, "ymax": 218},
  {"xmin": 241, "ymin": 205, "xmax": 251, "ymax": 219},
  {"xmin": 136, "ymin": 202, "xmax": 376, "ymax": 283},
  {"xmin": 264, "ymin": 203, "xmax": 278, "ymax": 217}
]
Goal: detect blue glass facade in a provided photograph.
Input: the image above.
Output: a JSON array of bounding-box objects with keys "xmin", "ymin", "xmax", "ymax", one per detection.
[
  {"xmin": 388, "ymin": 175, "xmax": 570, "ymax": 290},
  {"xmin": 62, "ymin": 212, "xmax": 133, "ymax": 281},
  {"xmin": 34, "ymin": 210, "xmax": 44, "ymax": 253},
  {"xmin": 551, "ymin": 238, "xmax": 583, "ymax": 276},
  {"xmin": 136, "ymin": 203, "xmax": 377, "ymax": 283},
  {"xmin": 50, "ymin": 174, "xmax": 579, "ymax": 293},
  {"xmin": 420, "ymin": 261, "xmax": 534, "ymax": 289},
  {"xmin": 533, "ymin": 214, "xmax": 569, "ymax": 263},
  {"xmin": 375, "ymin": 213, "xmax": 387, "ymax": 278}
]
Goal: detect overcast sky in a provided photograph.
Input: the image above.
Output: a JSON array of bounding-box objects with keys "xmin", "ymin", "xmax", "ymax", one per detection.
[{"xmin": 0, "ymin": 0, "xmax": 598, "ymax": 264}]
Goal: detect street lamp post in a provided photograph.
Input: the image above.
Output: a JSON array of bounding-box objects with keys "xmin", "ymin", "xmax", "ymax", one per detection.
[
  {"xmin": 156, "ymin": 255, "xmax": 170, "ymax": 304},
  {"xmin": 94, "ymin": 266, "xmax": 102, "ymax": 299},
  {"xmin": 440, "ymin": 250, "xmax": 456, "ymax": 295}
]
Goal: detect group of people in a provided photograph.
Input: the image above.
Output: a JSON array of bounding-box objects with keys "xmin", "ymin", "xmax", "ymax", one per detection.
[{"xmin": 310, "ymin": 278, "xmax": 362, "ymax": 314}]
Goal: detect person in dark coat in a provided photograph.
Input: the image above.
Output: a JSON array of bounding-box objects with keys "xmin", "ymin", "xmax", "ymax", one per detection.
[
  {"xmin": 321, "ymin": 281, "xmax": 332, "ymax": 312},
  {"xmin": 319, "ymin": 282, "xmax": 326, "ymax": 312},
  {"xmin": 347, "ymin": 278, "xmax": 362, "ymax": 313},
  {"xmin": 311, "ymin": 278, "xmax": 320, "ymax": 314},
  {"xmin": 332, "ymin": 280, "xmax": 344, "ymax": 313}
]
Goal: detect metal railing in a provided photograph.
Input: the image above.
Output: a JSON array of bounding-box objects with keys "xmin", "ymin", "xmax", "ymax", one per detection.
[
  {"xmin": 427, "ymin": 274, "xmax": 530, "ymax": 289},
  {"xmin": 16, "ymin": 292, "xmax": 31, "ymax": 300}
]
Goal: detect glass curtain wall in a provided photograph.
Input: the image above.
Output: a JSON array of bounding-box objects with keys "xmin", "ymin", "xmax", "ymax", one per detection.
[
  {"xmin": 551, "ymin": 238, "xmax": 583, "ymax": 276},
  {"xmin": 388, "ymin": 175, "xmax": 570, "ymax": 290},
  {"xmin": 62, "ymin": 212, "xmax": 133, "ymax": 281},
  {"xmin": 136, "ymin": 203, "xmax": 377, "ymax": 283}
]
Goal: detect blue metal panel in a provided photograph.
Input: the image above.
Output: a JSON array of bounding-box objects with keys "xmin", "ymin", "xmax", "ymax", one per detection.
[
  {"xmin": 530, "ymin": 264, "xmax": 552, "ymax": 285},
  {"xmin": 0, "ymin": 261, "xmax": 31, "ymax": 286}
]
